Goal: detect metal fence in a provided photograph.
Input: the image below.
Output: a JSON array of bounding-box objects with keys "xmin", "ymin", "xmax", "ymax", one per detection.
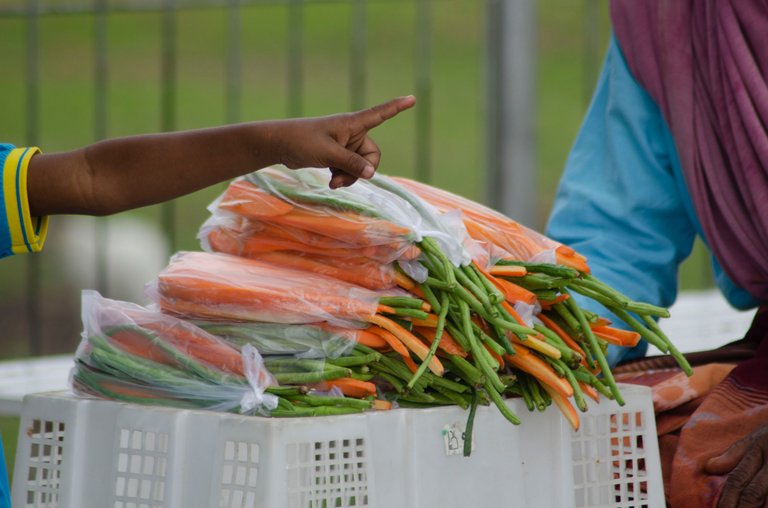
[{"xmin": 0, "ymin": 0, "xmax": 607, "ymax": 356}]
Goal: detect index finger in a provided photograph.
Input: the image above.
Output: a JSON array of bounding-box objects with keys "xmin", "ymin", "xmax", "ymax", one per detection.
[{"xmin": 356, "ymin": 95, "xmax": 416, "ymax": 130}]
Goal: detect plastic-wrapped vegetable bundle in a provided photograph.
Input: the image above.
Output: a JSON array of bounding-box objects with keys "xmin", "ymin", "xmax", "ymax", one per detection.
[
  {"xmin": 201, "ymin": 177, "xmax": 422, "ymax": 265},
  {"xmin": 203, "ymin": 214, "xmax": 399, "ymax": 290},
  {"xmin": 151, "ymin": 251, "xmax": 382, "ymax": 327},
  {"xmin": 150, "ymin": 250, "xmax": 446, "ymax": 377},
  {"xmin": 71, "ymin": 290, "xmax": 277, "ymax": 414},
  {"xmin": 391, "ymin": 176, "xmax": 590, "ymax": 272},
  {"xmin": 201, "ymin": 167, "xmax": 471, "ymax": 280},
  {"xmin": 72, "ymin": 291, "xmax": 391, "ymax": 416}
]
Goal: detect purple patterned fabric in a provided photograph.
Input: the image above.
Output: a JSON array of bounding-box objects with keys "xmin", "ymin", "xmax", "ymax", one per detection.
[{"xmin": 611, "ymin": 0, "xmax": 768, "ymax": 301}]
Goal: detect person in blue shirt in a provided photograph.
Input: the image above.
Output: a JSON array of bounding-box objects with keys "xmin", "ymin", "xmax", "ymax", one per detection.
[
  {"xmin": 546, "ymin": 1, "xmax": 768, "ymax": 506},
  {"xmin": 546, "ymin": 36, "xmax": 718, "ymax": 366},
  {"xmin": 0, "ymin": 94, "xmax": 415, "ymax": 507}
]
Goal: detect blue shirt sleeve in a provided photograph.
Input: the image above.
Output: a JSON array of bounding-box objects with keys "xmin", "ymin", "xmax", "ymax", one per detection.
[
  {"xmin": 545, "ymin": 36, "xmax": 699, "ymax": 365},
  {"xmin": 0, "ymin": 142, "xmax": 49, "ymax": 259},
  {"xmin": 0, "ymin": 143, "xmax": 15, "ymax": 259},
  {"xmin": 0, "ymin": 435, "xmax": 10, "ymax": 508}
]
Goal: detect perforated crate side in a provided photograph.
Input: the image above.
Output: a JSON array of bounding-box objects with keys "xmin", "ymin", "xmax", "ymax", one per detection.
[
  {"xmin": 395, "ymin": 400, "xmax": 573, "ymax": 508},
  {"xmin": 12, "ymin": 393, "xmax": 75, "ymax": 508},
  {"xmin": 203, "ymin": 410, "xmax": 380, "ymax": 508},
  {"xmin": 570, "ymin": 384, "xmax": 664, "ymax": 508},
  {"xmin": 13, "ymin": 386, "xmax": 664, "ymax": 508}
]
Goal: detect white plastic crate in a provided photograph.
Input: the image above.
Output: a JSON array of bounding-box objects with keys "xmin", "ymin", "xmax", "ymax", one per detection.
[{"xmin": 12, "ymin": 384, "xmax": 663, "ymax": 508}]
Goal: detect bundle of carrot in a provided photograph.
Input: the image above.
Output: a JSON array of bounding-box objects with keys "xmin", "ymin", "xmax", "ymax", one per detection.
[
  {"xmin": 184, "ymin": 167, "xmax": 692, "ymax": 446},
  {"xmin": 71, "ymin": 291, "xmax": 393, "ymax": 417},
  {"xmin": 392, "ymin": 176, "xmax": 590, "ymax": 273}
]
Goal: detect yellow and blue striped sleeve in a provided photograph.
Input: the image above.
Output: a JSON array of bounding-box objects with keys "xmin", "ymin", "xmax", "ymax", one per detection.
[{"xmin": 0, "ymin": 143, "xmax": 49, "ymax": 259}]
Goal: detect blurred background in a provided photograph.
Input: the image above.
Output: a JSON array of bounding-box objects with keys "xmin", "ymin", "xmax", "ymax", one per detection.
[{"xmin": 0, "ymin": 0, "xmax": 718, "ymax": 474}]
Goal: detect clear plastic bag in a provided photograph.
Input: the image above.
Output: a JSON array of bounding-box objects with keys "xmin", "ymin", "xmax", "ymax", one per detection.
[
  {"xmin": 214, "ymin": 174, "xmax": 418, "ymax": 257},
  {"xmin": 202, "ymin": 167, "xmax": 471, "ymax": 275},
  {"xmin": 196, "ymin": 321, "xmax": 359, "ymax": 359},
  {"xmin": 72, "ymin": 290, "xmax": 278, "ymax": 414},
  {"xmin": 392, "ymin": 176, "xmax": 590, "ymax": 272},
  {"xmin": 200, "ymin": 204, "xmax": 420, "ymax": 265},
  {"xmin": 150, "ymin": 251, "xmax": 381, "ymax": 328},
  {"xmin": 200, "ymin": 212, "xmax": 399, "ymax": 290}
]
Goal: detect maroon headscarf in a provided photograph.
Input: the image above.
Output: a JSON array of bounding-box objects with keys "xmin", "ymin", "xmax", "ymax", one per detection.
[{"xmin": 611, "ymin": 0, "xmax": 768, "ymax": 302}]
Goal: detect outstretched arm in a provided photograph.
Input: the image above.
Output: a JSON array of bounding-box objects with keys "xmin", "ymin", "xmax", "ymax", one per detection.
[{"xmin": 27, "ymin": 95, "xmax": 415, "ymax": 216}]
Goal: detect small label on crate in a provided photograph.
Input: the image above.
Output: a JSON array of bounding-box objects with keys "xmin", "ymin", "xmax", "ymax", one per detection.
[{"xmin": 442, "ymin": 423, "xmax": 474, "ymax": 456}]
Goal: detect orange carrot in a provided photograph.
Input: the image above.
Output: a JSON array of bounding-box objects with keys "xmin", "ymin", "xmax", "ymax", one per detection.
[
  {"xmin": 218, "ymin": 179, "xmax": 294, "ymax": 217},
  {"xmin": 156, "ymin": 252, "xmax": 379, "ymax": 324},
  {"xmin": 593, "ymin": 316, "xmax": 611, "ymax": 327},
  {"xmin": 353, "ymin": 329, "xmax": 390, "ymax": 350},
  {"xmin": 394, "ymin": 271, "xmax": 417, "ymax": 291},
  {"xmin": 373, "ymin": 399, "xmax": 393, "ymax": 410},
  {"xmin": 579, "ymin": 381, "xmax": 600, "ymax": 403},
  {"xmin": 141, "ymin": 321, "xmax": 244, "ymax": 376},
  {"xmin": 505, "ymin": 345, "xmax": 573, "ymax": 399},
  {"xmin": 509, "ymin": 334, "xmax": 561, "ymax": 360},
  {"xmin": 208, "ymin": 223, "xmax": 415, "ymax": 264},
  {"xmin": 540, "ymin": 382, "xmax": 580, "ymax": 431},
  {"xmin": 415, "ymin": 326, "xmax": 467, "ymax": 357},
  {"xmin": 538, "ymin": 313, "xmax": 587, "ymax": 359},
  {"xmin": 403, "ymin": 356, "xmax": 420, "ymax": 374},
  {"xmin": 483, "ymin": 343, "xmax": 505, "ymax": 369},
  {"xmin": 472, "ymin": 264, "xmax": 531, "ymax": 316},
  {"xmin": 253, "ymin": 251, "xmax": 396, "ymax": 290},
  {"xmin": 490, "ymin": 277, "xmax": 538, "ymax": 305},
  {"xmin": 591, "ymin": 326, "xmax": 641, "ymax": 347},
  {"xmin": 366, "ymin": 326, "xmax": 420, "ymax": 374},
  {"xmin": 500, "ymin": 300, "xmax": 527, "ymax": 326},
  {"xmin": 489, "ymin": 265, "xmax": 527, "ymax": 278},
  {"xmin": 555, "ymin": 254, "xmax": 590, "ymax": 274},
  {"xmin": 269, "ymin": 207, "xmax": 411, "ymax": 245},
  {"xmin": 366, "ymin": 326, "xmax": 410, "ymax": 357},
  {"xmin": 538, "ymin": 293, "xmax": 570, "ymax": 310},
  {"xmin": 106, "ymin": 327, "xmax": 177, "ymax": 366},
  {"xmin": 368, "ymin": 315, "xmax": 444, "ymax": 376},
  {"xmin": 312, "ymin": 377, "xmax": 377, "ymax": 398},
  {"xmin": 394, "ymin": 177, "xmax": 581, "ymax": 266},
  {"xmin": 408, "ymin": 285, "xmax": 426, "ymax": 299},
  {"xmin": 97, "ymin": 379, "xmax": 173, "ymax": 400},
  {"xmin": 377, "ymin": 304, "xmax": 398, "ymax": 315},
  {"xmin": 410, "ymin": 313, "xmax": 439, "ymax": 328}
]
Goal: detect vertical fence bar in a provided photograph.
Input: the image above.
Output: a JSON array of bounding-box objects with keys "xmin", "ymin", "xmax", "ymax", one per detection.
[
  {"xmin": 287, "ymin": 0, "xmax": 303, "ymax": 117},
  {"xmin": 349, "ymin": 0, "xmax": 367, "ymax": 111},
  {"xmin": 94, "ymin": 0, "xmax": 109, "ymax": 296},
  {"xmin": 161, "ymin": 0, "xmax": 178, "ymax": 252},
  {"xmin": 486, "ymin": 0, "xmax": 536, "ymax": 225},
  {"xmin": 583, "ymin": 0, "xmax": 600, "ymax": 107},
  {"xmin": 25, "ymin": 0, "xmax": 42, "ymax": 355},
  {"xmin": 414, "ymin": 0, "xmax": 432, "ymax": 184},
  {"xmin": 226, "ymin": 0, "xmax": 242, "ymax": 124}
]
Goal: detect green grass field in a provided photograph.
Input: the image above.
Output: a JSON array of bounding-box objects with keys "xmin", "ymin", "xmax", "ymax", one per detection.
[{"xmin": 0, "ymin": 0, "xmax": 713, "ymax": 481}]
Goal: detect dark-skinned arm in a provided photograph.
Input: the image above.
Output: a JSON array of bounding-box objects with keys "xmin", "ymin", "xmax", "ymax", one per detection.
[{"xmin": 27, "ymin": 95, "xmax": 415, "ymax": 217}]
